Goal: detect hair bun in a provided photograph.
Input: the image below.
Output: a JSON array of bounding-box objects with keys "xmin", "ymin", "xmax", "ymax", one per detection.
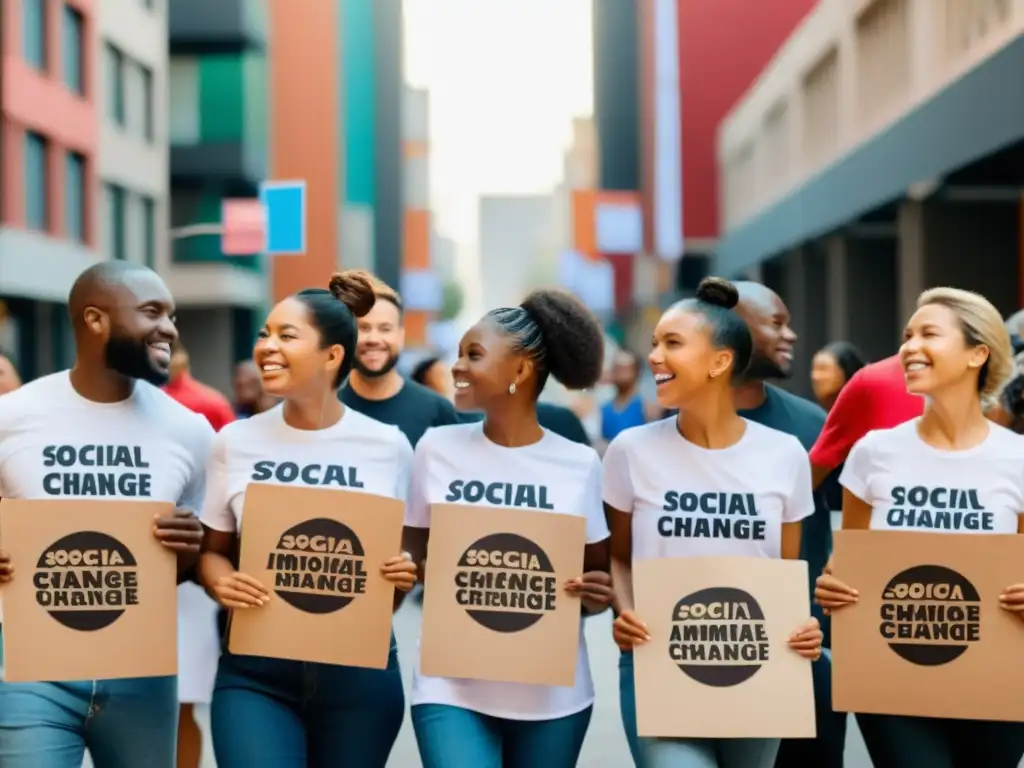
[
  {"xmin": 696, "ymin": 277, "xmax": 739, "ymax": 310},
  {"xmin": 328, "ymin": 270, "xmax": 376, "ymax": 318}
]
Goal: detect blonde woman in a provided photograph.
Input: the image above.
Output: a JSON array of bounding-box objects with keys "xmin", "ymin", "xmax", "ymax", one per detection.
[{"xmin": 815, "ymin": 287, "xmax": 1024, "ymax": 768}]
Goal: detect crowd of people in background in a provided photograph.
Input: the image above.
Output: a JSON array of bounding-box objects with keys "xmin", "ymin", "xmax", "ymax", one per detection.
[{"xmin": 2, "ymin": 262, "xmax": 1024, "ymax": 768}]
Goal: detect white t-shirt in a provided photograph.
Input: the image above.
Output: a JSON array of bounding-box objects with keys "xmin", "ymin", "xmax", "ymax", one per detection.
[
  {"xmin": 603, "ymin": 418, "xmax": 814, "ymax": 561},
  {"xmin": 0, "ymin": 371, "xmax": 212, "ymax": 508},
  {"xmin": 200, "ymin": 405, "xmax": 413, "ymax": 533},
  {"xmin": 406, "ymin": 422, "xmax": 609, "ymax": 721},
  {"xmin": 840, "ymin": 420, "xmax": 1024, "ymax": 534}
]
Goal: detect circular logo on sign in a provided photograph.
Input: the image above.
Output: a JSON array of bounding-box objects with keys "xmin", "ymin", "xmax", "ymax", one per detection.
[
  {"xmin": 880, "ymin": 564, "xmax": 981, "ymax": 666},
  {"xmin": 267, "ymin": 518, "xmax": 367, "ymax": 614},
  {"xmin": 453, "ymin": 533, "xmax": 557, "ymax": 632},
  {"xmin": 668, "ymin": 586, "xmax": 769, "ymax": 687},
  {"xmin": 34, "ymin": 531, "xmax": 139, "ymax": 631}
]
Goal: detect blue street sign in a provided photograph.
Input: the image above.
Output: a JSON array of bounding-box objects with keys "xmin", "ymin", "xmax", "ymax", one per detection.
[{"xmin": 260, "ymin": 180, "xmax": 307, "ymax": 255}]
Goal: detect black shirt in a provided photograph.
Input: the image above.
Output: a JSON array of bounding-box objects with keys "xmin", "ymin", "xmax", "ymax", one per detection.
[
  {"xmin": 457, "ymin": 402, "xmax": 591, "ymax": 447},
  {"xmin": 340, "ymin": 379, "xmax": 461, "ymax": 447}
]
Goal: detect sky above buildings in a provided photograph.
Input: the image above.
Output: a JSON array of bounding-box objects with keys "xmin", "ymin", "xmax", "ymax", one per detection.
[{"xmin": 403, "ymin": 0, "xmax": 593, "ymax": 253}]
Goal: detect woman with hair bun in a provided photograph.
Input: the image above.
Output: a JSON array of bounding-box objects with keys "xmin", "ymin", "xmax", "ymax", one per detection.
[
  {"xmin": 196, "ymin": 271, "xmax": 418, "ymax": 767},
  {"xmin": 816, "ymin": 287, "xmax": 1024, "ymax": 768},
  {"xmin": 607, "ymin": 277, "xmax": 823, "ymax": 768},
  {"xmin": 403, "ymin": 289, "xmax": 613, "ymax": 768}
]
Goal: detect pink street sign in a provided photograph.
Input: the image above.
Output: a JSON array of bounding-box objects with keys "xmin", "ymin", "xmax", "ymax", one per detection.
[{"xmin": 221, "ymin": 199, "xmax": 267, "ymax": 255}]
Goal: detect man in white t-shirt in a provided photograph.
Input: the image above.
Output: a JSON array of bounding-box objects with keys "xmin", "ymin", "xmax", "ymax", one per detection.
[{"xmin": 0, "ymin": 262, "xmax": 213, "ymax": 768}]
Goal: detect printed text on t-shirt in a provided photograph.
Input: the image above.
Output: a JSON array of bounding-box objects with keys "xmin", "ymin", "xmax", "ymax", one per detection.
[
  {"xmin": 660, "ymin": 492, "xmax": 766, "ymax": 540},
  {"xmin": 445, "ymin": 480, "xmax": 555, "ymax": 509},
  {"xmin": 42, "ymin": 444, "xmax": 152, "ymax": 497},
  {"xmin": 251, "ymin": 461, "xmax": 365, "ymax": 488},
  {"xmin": 886, "ymin": 485, "xmax": 993, "ymax": 531}
]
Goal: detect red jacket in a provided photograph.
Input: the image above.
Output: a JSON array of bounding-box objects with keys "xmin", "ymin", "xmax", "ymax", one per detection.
[{"xmin": 164, "ymin": 372, "xmax": 236, "ymax": 432}]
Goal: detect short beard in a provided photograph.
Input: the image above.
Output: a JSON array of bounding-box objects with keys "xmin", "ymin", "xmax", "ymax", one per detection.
[
  {"xmin": 105, "ymin": 332, "xmax": 168, "ymax": 386},
  {"xmin": 353, "ymin": 353, "xmax": 399, "ymax": 380},
  {"xmin": 743, "ymin": 354, "xmax": 789, "ymax": 382}
]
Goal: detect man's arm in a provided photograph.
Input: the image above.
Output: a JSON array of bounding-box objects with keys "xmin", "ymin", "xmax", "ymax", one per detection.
[{"xmin": 809, "ymin": 372, "xmax": 871, "ymax": 490}]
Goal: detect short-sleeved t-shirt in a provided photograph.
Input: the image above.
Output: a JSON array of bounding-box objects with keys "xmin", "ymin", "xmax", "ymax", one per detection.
[
  {"xmin": 340, "ymin": 379, "xmax": 460, "ymax": 448},
  {"xmin": 405, "ymin": 422, "xmax": 609, "ymax": 721},
  {"xmin": 0, "ymin": 371, "xmax": 212, "ymax": 507},
  {"xmin": 810, "ymin": 355, "xmax": 924, "ymax": 471},
  {"xmin": 200, "ymin": 405, "xmax": 413, "ymax": 533},
  {"xmin": 839, "ymin": 420, "xmax": 1024, "ymax": 534},
  {"xmin": 603, "ymin": 418, "xmax": 814, "ymax": 561}
]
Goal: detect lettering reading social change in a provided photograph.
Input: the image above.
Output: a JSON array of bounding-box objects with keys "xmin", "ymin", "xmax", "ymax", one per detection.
[
  {"xmin": 445, "ymin": 480, "xmax": 555, "ymax": 509},
  {"xmin": 269, "ymin": 518, "xmax": 368, "ymax": 613},
  {"xmin": 42, "ymin": 445, "xmax": 152, "ymax": 497},
  {"xmin": 886, "ymin": 486, "xmax": 994, "ymax": 532},
  {"xmin": 251, "ymin": 461, "xmax": 364, "ymax": 488},
  {"xmin": 659, "ymin": 492, "xmax": 765, "ymax": 541}
]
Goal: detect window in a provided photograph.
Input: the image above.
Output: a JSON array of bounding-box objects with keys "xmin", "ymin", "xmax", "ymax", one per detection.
[
  {"xmin": 104, "ymin": 43, "xmax": 126, "ymax": 126},
  {"xmin": 65, "ymin": 152, "xmax": 86, "ymax": 242},
  {"xmin": 169, "ymin": 58, "xmax": 200, "ymax": 143},
  {"xmin": 61, "ymin": 4, "xmax": 84, "ymax": 94},
  {"xmin": 22, "ymin": 0, "xmax": 46, "ymax": 70},
  {"xmin": 24, "ymin": 132, "xmax": 49, "ymax": 231},
  {"xmin": 140, "ymin": 64, "xmax": 154, "ymax": 141},
  {"xmin": 105, "ymin": 183, "xmax": 126, "ymax": 260},
  {"xmin": 141, "ymin": 197, "xmax": 156, "ymax": 268}
]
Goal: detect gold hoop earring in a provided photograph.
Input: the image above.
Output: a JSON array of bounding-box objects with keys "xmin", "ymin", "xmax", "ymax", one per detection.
[{"xmin": 509, "ymin": 382, "xmax": 517, "ymax": 395}]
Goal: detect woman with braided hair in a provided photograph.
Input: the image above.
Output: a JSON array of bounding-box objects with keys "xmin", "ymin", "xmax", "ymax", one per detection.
[{"xmin": 403, "ymin": 289, "xmax": 613, "ymax": 768}]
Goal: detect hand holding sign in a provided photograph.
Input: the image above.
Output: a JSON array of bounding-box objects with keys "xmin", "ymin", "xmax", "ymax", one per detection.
[
  {"xmin": 565, "ymin": 570, "xmax": 613, "ymax": 613},
  {"xmin": 0, "ymin": 548, "xmax": 13, "ymax": 583},
  {"xmin": 788, "ymin": 616, "xmax": 823, "ymax": 660},
  {"xmin": 212, "ymin": 571, "xmax": 271, "ymax": 609},
  {"xmin": 381, "ymin": 552, "xmax": 417, "ymax": 592},
  {"xmin": 998, "ymin": 582, "xmax": 1024, "ymax": 623},
  {"xmin": 152, "ymin": 507, "xmax": 204, "ymax": 553},
  {"xmin": 814, "ymin": 555, "xmax": 859, "ymax": 615},
  {"xmin": 613, "ymin": 609, "xmax": 652, "ymax": 651}
]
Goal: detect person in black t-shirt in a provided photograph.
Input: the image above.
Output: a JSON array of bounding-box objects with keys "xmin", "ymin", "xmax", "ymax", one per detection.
[{"xmin": 336, "ymin": 271, "xmax": 460, "ymax": 447}]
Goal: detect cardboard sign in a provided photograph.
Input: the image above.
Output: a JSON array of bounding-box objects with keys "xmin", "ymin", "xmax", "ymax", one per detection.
[
  {"xmin": 229, "ymin": 484, "xmax": 405, "ymax": 669},
  {"xmin": 0, "ymin": 498, "xmax": 177, "ymax": 682},
  {"xmin": 831, "ymin": 530, "xmax": 1024, "ymax": 721},
  {"xmin": 419, "ymin": 503, "xmax": 587, "ymax": 686},
  {"xmin": 633, "ymin": 556, "xmax": 816, "ymax": 739}
]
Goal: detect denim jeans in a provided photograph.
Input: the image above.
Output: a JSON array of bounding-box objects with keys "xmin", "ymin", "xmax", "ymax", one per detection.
[
  {"xmin": 641, "ymin": 736, "xmax": 780, "ymax": 768},
  {"xmin": 0, "ymin": 630, "xmax": 178, "ymax": 768},
  {"xmin": 211, "ymin": 638, "xmax": 404, "ymax": 768},
  {"xmin": 411, "ymin": 703, "xmax": 593, "ymax": 768},
  {"xmin": 856, "ymin": 712, "xmax": 1024, "ymax": 768},
  {"xmin": 619, "ymin": 648, "xmax": 844, "ymax": 768}
]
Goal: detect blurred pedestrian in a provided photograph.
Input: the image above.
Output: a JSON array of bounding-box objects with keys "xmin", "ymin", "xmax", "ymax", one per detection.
[
  {"xmin": 339, "ymin": 271, "xmax": 460, "ymax": 447},
  {"xmin": 810, "ymin": 341, "xmax": 866, "ymax": 411},
  {"xmin": 232, "ymin": 360, "xmax": 277, "ymax": 417},
  {"xmin": 0, "ymin": 351, "xmax": 21, "ymax": 395},
  {"xmin": 164, "ymin": 342, "xmax": 236, "ymax": 432},
  {"xmin": 411, "ymin": 354, "xmax": 454, "ymax": 400},
  {"xmin": 598, "ymin": 350, "xmax": 657, "ymax": 451}
]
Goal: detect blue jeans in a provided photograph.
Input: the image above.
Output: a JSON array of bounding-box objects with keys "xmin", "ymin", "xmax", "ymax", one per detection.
[
  {"xmin": 619, "ymin": 649, "xmax": 843, "ymax": 768},
  {"xmin": 0, "ymin": 631, "xmax": 177, "ymax": 768},
  {"xmin": 641, "ymin": 736, "xmax": 779, "ymax": 767},
  {"xmin": 411, "ymin": 703, "xmax": 593, "ymax": 768},
  {"xmin": 211, "ymin": 639, "xmax": 405, "ymax": 768}
]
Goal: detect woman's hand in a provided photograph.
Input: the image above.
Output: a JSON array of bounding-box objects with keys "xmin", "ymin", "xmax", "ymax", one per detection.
[
  {"xmin": 612, "ymin": 610, "xmax": 651, "ymax": 651},
  {"xmin": 565, "ymin": 571, "xmax": 613, "ymax": 613},
  {"xmin": 211, "ymin": 572, "xmax": 270, "ymax": 610},
  {"xmin": 814, "ymin": 557, "xmax": 859, "ymax": 615},
  {"xmin": 788, "ymin": 617, "xmax": 823, "ymax": 660},
  {"xmin": 999, "ymin": 584, "xmax": 1024, "ymax": 622},
  {"xmin": 381, "ymin": 552, "xmax": 417, "ymax": 592}
]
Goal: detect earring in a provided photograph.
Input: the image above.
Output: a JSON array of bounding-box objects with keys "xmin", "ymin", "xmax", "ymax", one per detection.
[
  {"xmin": 709, "ymin": 371, "xmax": 718, "ymax": 379},
  {"xmin": 509, "ymin": 382, "xmax": 517, "ymax": 395}
]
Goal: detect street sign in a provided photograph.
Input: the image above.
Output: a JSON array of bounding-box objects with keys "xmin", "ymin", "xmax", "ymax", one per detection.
[
  {"xmin": 221, "ymin": 199, "xmax": 266, "ymax": 255},
  {"xmin": 259, "ymin": 180, "xmax": 306, "ymax": 256}
]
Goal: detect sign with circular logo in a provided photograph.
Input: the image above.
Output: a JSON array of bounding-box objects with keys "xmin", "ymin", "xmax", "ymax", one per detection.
[
  {"xmin": 880, "ymin": 564, "xmax": 981, "ymax": 666},
  {"xmin": 454, "ymin": 532, "xmax": 557, "ymax": 632},
  {"xmin": 267, "ymin": 518, "xmax": 368, "ymax": 614},
  {"xmin": 34, "ymin": 531, "xmax": 139, "ymax": 631},
  {"xmin": 668, "ymin": 586, "xmax": 770, "ymax": 687}
]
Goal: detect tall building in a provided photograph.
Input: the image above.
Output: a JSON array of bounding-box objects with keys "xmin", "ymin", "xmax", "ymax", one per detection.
[
  {"xmin": 167, "ymin": 0, "xmax": 270, "ymax": 394},
  {"xmin": 0, "ymin": 0, "xmax": 97, "ymax": 379},
  {"xmin": 717, "ymin": 0, "xmax": 1024, "ymax": 392}
]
